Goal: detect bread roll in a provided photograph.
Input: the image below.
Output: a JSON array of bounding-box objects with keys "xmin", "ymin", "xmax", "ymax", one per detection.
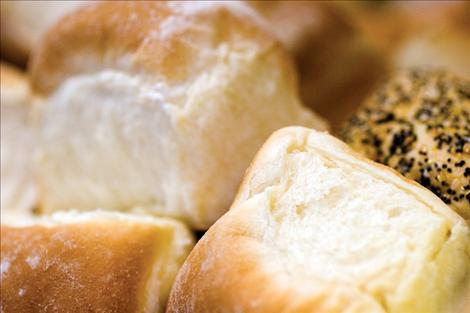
[
  {"xmin": 341, "ymin": 69, "xmax": 469, "ymax": 220},
  {"xmin": 249, "ymin": 1, "xmax": 386, "ymax": 130},
  {"xmin": 0, "ymin": 211, "xmax": 194, "ymax": 313},
  {"xmin": 0, "ymin": 1, "xmax": 90, "ymax": 65},
  {"xmin": 167, "ymin": 127, "xmax": 470, "ymax": 313},
  {"xmin": 395, "ymin": 3, "xmax": 470, "ymax": 80},
  {"xmin": 30, "ymin": 1, "xmax": 327, "ymax": 229},
  {"xmin": 1, "ymin": 63, "xmax": 37, "ymax": 218}
]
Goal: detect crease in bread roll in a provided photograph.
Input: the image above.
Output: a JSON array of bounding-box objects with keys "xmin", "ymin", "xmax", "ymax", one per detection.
[
  {"xmin": 0, "ymin": 210, "xmax": 195, "ymax": 313},
  {"xmin": 167, "ymin": 127, "xmax": 470, "ymax": 313},
  {"xmin": 30, "ymin": 1, "xmax": 327, "ymax": 230},
  {"xmin": 0, "ymin": 63, "xmax": 37, "ymax": 219}
]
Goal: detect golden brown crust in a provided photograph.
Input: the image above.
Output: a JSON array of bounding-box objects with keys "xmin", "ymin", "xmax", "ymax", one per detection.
[
  {"xmin": 1, "ymin": 62, "xmax": 28, "ymax": 90},
  {"xmin": 30, "ymin": 1, "xmax": 280, "ymax": 95},
  {"xmin": 0, "ymin": 214, "xmax": 192, "ymax": 313}
]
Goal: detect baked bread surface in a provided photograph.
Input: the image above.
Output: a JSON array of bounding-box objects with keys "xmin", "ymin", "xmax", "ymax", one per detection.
[
  {"xmin": 0, "ymin": 211, "xmax": 194, "ymax": 313},
  {"xmin": 167, "ymin": 127, "xmax": 470, "ymax": 313},
  {"xmin": 0, "ymin": 1, "xmax": 89, "ymax": 64},
  {"xmin": 341, "ymin": 69, "xmax": 469, "ymax": 219},
  {"xmin": 0, "ymin": 63, "xmax": 37, "ymax": 217},
  {"xmin": 29, "ymin": 1, "xmax": 327, "ymax": 230}
]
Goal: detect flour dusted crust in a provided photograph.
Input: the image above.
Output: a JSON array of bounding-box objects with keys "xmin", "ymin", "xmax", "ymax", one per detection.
[
  {"xmin": 0, "ymin": 63, "xmax": 37, "ymax": 218},
  {"xmin": 30, "ymin": 1, "xmax": 285, "ymax": 95},
  {"xmin": 167, "ymin": 127, "xmax": 470, "ymax": 313},
  {"xmin": 341, "ymin": 69, "xmax": 470, "ymax": 220},
  {"xmin": 29, "ymin": 1, "xmax": 327, "ymax": 229},
  {"xmin": 0, "ymin": 211, "xmax": 194, "ymax": 313}
]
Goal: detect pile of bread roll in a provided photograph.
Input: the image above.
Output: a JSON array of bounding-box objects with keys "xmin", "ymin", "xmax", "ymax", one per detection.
[{"xmin": 1, "ymin": 1, "xmax": 468, "ymax": 313}]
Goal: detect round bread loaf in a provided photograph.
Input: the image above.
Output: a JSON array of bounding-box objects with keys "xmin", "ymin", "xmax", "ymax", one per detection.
[
  {"xmin": 0, "ymin": 211, "xmax": 194, "ymax": 313},
  {"xmin": 29, "ymin": 1, "xmax": 327, "ymax": 230},
  {"xmin": 341, "ymin": 69, "xmax": 469, "ymax": 220},
  {"xmin": 395, "ymin": 3, "xmax": 470, "ymax": 80},
  {"xmin": 249, "ymin": 0, "xmax": 386, "ymax": 129},
  {"xmin": 0, "ymin": 63, "xmax": 37, "ymax": 218},
  {"xmin": 167, "ymin": 127, "xmax": 470, "ymax": 313}
]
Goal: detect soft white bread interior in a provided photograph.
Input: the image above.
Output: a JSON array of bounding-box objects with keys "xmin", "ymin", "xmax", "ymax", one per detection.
[
  {"xmin": 0, "ymin": 1, "xmax": 90, "ymax": 64},
  {"xmin": 1, "ymin": 63, "xmax": 37, "ymax": 219},
  {"xmin": 0, "ymin": 210, "xmax": 194, "ymax": 313},
  {"xmin": 168, "ymin": 127, "xmax": 470, "ymax": 313},
  {"xmin": 30, "ymin": 1, "xmax": 327, "ymax": 229}
]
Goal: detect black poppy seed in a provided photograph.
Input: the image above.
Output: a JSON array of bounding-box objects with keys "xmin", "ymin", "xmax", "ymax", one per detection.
[{"xmin": 441, "ymin": 196, "xmax": 451, "ymax": 204}]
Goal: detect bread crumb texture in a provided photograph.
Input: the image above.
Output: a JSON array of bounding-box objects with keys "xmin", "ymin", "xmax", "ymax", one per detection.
[{"xmin": 167, "ymin": 128, "xmax": 470, "ymax": 313}]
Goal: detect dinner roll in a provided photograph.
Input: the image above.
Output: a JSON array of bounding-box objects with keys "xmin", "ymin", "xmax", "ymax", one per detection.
[
  {"xmin": 29, "ymin": 1, "xmax": 327, "ymax": 230},
  {"xmin": 167, "ymin": 127, "xmax": 470, "ymax": 313},
  {"xmin": 1, "ymin": 63, "xmax": 37, "ymax": 218},
  {"xmin": 0, "ymin": 211, "xmax": 194, "ymax": 313},
  {"xmin": 0, "ymin": 1, "xmax": 90, "ymax": 65},
  {"xmin": 341, "ymin": 69, "xmax": 469, "ymax": 220},
  {"xmin": 249, "ymin": 1, "xmax": 386, "ymax": 129},
  {"xmin": 395, "ymin": 3, "xmax": 470, "ymax": 80}
]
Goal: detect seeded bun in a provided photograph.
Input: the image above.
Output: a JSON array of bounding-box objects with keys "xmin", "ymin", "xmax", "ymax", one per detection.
[{"xmin": 341, "ymin": 69, "xmax": 469, "ymax": 220}]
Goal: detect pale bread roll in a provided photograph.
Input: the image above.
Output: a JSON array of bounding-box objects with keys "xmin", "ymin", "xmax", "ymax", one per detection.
[
  {"xmin": 395, "ymin": 3, "xmax": 470, "ymax": 80},
  {"xmin": 249, "ymin": 0, "xmax": 386, "ymax": 130},
  {"xmin": 167, "ymin": 127, "xmax": 470, "ymax": 313},
  {"xmin": 0, "ymin": 211, "xmax": 194, "ymax": 313},
  {"xmin": 0, "ymin": 63, "xmax": 37, "ymax": 218},
  {"xmin": 29, "ymin": 1, "xmax": 327, "ymax": 229},
  {"xmin": 0, "ymin": 1, "xmax": 90, "ymax": 64}
]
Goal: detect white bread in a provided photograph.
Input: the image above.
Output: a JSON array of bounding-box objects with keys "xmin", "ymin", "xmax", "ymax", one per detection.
[
  {"xmin": 167, "ymin": 127, "xmax": 470, "ymax": 313},
  {"xmin": 0, "ymin": 1, "xmax": 90, "ymax": 64},
  {"xmin": 30, "ymin": 1, "xmax": 327, "ymax": 230},
  {"xmin": 0, "ymin": 63, "xmax": 37, "ymax": 218},
  {"xmin": 0, "ymin": 210, "xmax": 194, "ymax": 313},
  {"xmin": 249, "ymin": 0, "xmax": 386, "ymax": 130},
  {"xmin": 341, "ymin": 69, "xmax": 469, "ymax": 220}
]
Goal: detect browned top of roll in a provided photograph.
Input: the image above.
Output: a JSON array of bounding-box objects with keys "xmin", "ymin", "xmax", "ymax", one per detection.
[
  {"xmin": 29, "ymin": 1, "xmax": 279, "ymax": 95},
  {"xmin": 0, "ymin": 216, "xmax": 183, "ymax": 312}
]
